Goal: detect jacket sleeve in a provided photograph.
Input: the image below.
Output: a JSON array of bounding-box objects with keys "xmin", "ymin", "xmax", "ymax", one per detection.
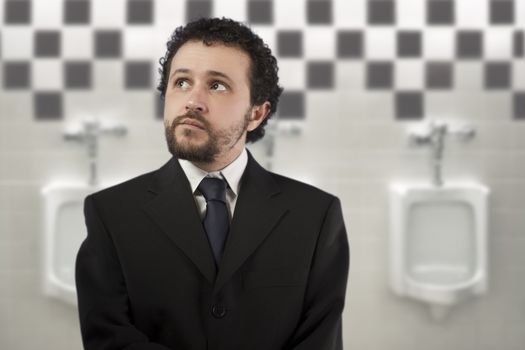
[
  {"xmin": 75, "ymin": 195, "xmax": 173, "ymax": 350},
  {"xmin": 285, "ymin": 197, "xmax": 350, "ymax": 350}
]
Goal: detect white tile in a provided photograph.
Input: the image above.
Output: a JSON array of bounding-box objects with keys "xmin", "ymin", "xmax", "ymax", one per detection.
[
  {"xmin": 348, "ymin": 236, "xmax": 387, "ymax": 271},
  {"xmin": 482, "ymin": 92, "xmax": 513, "ymax": 121},
  {"xmin": 454, "ymin": 121, "xmax": 514, "ymax": 151},
  {"xmin": 0, "ymin": 153, "xmax": 71, "ymax": 184},
  {"xmin": 427, "ymin": 91, "xmax": 497, "ymax": 122},
  {"xmin": 454, "ymin": 62, "xmax": 483, "ymax": 91},
  {"xmin": 487, "ymin": 179, "xmax": 525, "ymax": 209},
  {"xmin": 334, "ymin": 0, "xmax": 366, "ymax": 28},
  {"xmin": 91, "ymin": 0, "xmax": 126, "ymax": 27},
  {"xmin": 511, "ymin": 123, "xmax": 525, "ymax": 148},
  {"xmin": 62, "ymin": 27, "xmax": 93, "ymax": 59},
  {"xmin": 518, "ymin": 0, "xmax": 525, "ymax": 26},
  {"xmin": 363, "ymin": 91, "xmax": 394, "ymax": 120},
  {"xmin": 485, "ymin": 28, "xmax": 514, "ymax": 60},
  {"xmin": 123, "ymin": 27, "xmax": 158, "ymax": 59},
  {"xmin": 335, "ymin": 91, "xmax": 369, "ymax": 121},
  {"xmin": 213, "ymin": 0, "xmax": 246, "ymax": 22},
  {"xmin": 1, "ymin": 28, "xmax": 33, "ymax": 59},
  {"xmin": 64, "ymin": 91, "xmax": 130, "ymax": 122},
  {"xmin": 396, "ymin": 0, "xmax": 425, "ymax": 29},
  {"xmin": 274, "ymin": 0, "xmax": 306, "ymax": 28},
  {"xmin": 93, "ymin": 61, "xmax": 124, "ymax": 91},
  {"xmin": 155, "ymin": 0, "xmax": 185, "ymax": 28},
  {"xmin": 32, "ymin": 60, "xmax": 63, "ymax": 90},
  {"xmin": 423, "ymin": 28, "xmax": 455, "ymax": 60},
  {"xmin": 365, "ymin": 28, "xmax": 396, "ymax": 59},
  {"xmin": 32, "ymin": 0, "xmax": 62, "ymax": 27},
  {"xmin": 277, "ymin": 59, "xmax": 305, "ymax": 90},
  {"xmin": 0, "ymin": 121, "xmax": 62, "ymax": 153},
  {"xmin": 97, "ymin": 151, "xmax": 169, "ymax": 182},
  {"xmin": 152, "ymin": 27, "xmax": 172, "ymax": 59},
  {"xmin": 395, "ymin": 60, "xmax": 424, "ymax": 90},
  {"xmin": 250, "ymin": 27, "xmax": 276, "ymax": 54},
  {"xmin": 304, "ymin": 27, "xmax": 335, "ymax": 59},
  {"xmin": 456, "ymin": 0, "xmax": 488, "ymax": 28},
  {"xmin": 336, "ymin": 62, "xmax": 366, "ymax": 91},
  {"xmin": 0, "ymin": 92, "xmax": 32, "ymax": 121},
  {"xmin": 513, "ymin": 61, "xmax": 525, "ymax": 89},
  {"xmin": 491, "ymin": 208, "xmax": 525, "ymax": 238},
  {"xmin": 0, "ymin": 0, "xmax": 4, "ymax": 25}
]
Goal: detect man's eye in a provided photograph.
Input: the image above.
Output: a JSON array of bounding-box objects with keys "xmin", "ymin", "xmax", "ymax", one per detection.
[
  {"xmin": 211, "ymin": 82, "xmax": 227, "ymax": 91},
  {"xmin": 175, "ymin": 79, "xmax": 190, "ymax": 89}
]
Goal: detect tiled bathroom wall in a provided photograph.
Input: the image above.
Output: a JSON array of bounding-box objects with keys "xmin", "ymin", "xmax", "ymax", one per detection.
[{"xmin": 1, "ymin": 0, "xmax": 524, "ymax": 349}]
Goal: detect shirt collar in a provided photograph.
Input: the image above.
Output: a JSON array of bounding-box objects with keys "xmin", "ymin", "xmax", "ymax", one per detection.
[{"xmin": 178, "ymin": 148, "xmax": 248, "ymax": 196}]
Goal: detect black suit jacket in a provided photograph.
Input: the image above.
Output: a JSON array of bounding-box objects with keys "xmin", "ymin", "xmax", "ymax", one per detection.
[{"xmin": 76, "ymin": 152, "xmax": 349, "ymax": 350}]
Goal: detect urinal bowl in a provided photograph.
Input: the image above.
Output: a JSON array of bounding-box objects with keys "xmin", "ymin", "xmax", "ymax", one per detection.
[
  {"xmin": 41, "ymin": 182, "xmax": 102, "ymax": 305},
  {"xmin": 389, "ymin": 183, "xmax": 489, "ymax": 307}
]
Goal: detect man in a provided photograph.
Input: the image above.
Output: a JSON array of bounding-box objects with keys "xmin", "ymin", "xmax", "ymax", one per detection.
[{"xmin": 76, "ymin": 17, "xmax": 349, "ymax": 350}]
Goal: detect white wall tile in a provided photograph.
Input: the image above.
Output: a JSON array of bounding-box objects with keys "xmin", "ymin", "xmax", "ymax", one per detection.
[{"xmin": 1, "ymin": 28, "xmax": 33, "ymax": 59}]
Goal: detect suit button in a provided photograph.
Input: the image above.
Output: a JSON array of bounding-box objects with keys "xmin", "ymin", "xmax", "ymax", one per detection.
[{"xmin": 211, "ymin": 304, "xmax": 227, "ymax": 318}]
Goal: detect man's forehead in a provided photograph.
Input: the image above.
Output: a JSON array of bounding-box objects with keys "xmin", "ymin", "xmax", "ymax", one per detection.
[{"xmin": 170, "ymin": 41, "xmax": 251, "ymax": 80}]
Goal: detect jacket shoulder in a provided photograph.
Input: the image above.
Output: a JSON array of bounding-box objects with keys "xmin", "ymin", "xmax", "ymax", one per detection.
[
  {"xmin": 88, "ymin": 169, "xmax": 156, "ymax": 204},
  {"xmin": 270, "ymin": 171, "xmax": 337, "ymax": 205}
]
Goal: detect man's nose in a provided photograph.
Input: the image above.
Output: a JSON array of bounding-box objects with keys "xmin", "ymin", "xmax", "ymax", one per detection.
[{"xmin": 185, "ymin": 87, "xmax": 209, "ymax": 114}]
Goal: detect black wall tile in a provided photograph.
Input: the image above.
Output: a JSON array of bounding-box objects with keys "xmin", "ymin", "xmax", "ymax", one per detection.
[
  {"xmin": 485, "ymin": 62, "xmax": 511, "ymax": 89},
  {"xmin": 64, "ymin": 0, "xmax": 90, "ymax": 24},
  {"xmin": 337, "ymin": 31, "xmax": 363, "ymax": 58},
  {"xmin": 490, "ymin": 0, "xmax": 514, "ymax": 24},
  {"xmin": 427, "ymin": 0, "xmax": 454, "ymax": 25},
  {"xmin": 34, "ymin": 92, "xmax": 63, "ymax": 120},
  {"xmin": 5, "ymin": 0, "xmax": 31, "ymax": 24},
  {"xmin": 457, "ymin": 31, "xmax": 483, "ymax": 59},
  {"xmin": 125, "ymin": 61, "xmax": 152, "ymax": 89},
  {"xmin": 278, "ymin": 91, "xmax": 305, "ymax": 119},
  {"xmin": 367, "ymin": 61, "xmax": 393, "ymax": 89},
  {"xmin": 65, "ymin": 61, "xmax": 92, "ymax": 89},
  {"xmin": 396, "ymin": 91, "xmax": 424, "ymax": 119},
  {"xmin": 368, "ymin": 0, "xmax": 395, "ymax": 25},
  {"xmin": 307, "ymin": 0, "xmax": 332, "ymax": 24},
  {"xmin": 34, "ymin": 31, "xmax": 61, "ymax": 57},
  {"xmin": 4, "ymin": 61, "xmax": 31, "ymax": 89},
  {"xmin": 307, "ymin": 61, "xmax": 334, "ymax": 89},
  {"xmin": 127, "ymin": 0, "xmax": 153, "ymax": 24},
  {"xmin": 426, "ymin": 61, "xmax": 453, "ymax": 89},
  {"xmin": 95, "ymin": 30, "xmax": 122, "ymax": 58},
  {"xmin": 398, "ymin": 31, "xmax": 422, "ymax": 58},
  {"xmin": 277, "ymin": 31, "xmax": 303, "ymax": 57},
  {"xmin": 248, "ymin": 0, "xmax": 273, "ymax": 24},
  {"xmin": 186, "ymin": 0, "xmax": 212, "ymax": 22}
]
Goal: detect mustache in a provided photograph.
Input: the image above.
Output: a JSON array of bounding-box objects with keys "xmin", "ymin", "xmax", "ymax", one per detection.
[{"xmin": 172, "ymin": 111, "xmax": 210, "ymax": 129}]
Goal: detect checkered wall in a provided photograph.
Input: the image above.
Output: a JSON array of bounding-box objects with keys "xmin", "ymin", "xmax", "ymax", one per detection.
[{"xmin": 1, "ymin": 0, "xmax": 524, "ymax": 121}]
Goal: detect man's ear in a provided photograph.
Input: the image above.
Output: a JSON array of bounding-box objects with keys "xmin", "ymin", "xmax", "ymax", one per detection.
[{"xmin": 247, "ymin": 101, "xmax": 271, "ymax": 131}]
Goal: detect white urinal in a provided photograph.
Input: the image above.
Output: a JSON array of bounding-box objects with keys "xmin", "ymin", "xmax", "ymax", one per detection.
[
  {"xmin": 41, "ymin": 182, "xmax": 103, "ymax": 305},
  {"xmin": 389, "ymin": 182, "xmax": 489, "ymax": 318}
]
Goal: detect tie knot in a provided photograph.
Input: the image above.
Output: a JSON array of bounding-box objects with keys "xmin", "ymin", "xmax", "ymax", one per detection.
[{"xmin": 198, "ymin": 177, "xmax": 227, "ymax": 203}]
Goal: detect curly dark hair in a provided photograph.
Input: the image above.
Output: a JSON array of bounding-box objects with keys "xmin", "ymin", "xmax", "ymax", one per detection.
[{"xmin": 157, "ymin": 17, "xmax": 283, "ymax": 143}]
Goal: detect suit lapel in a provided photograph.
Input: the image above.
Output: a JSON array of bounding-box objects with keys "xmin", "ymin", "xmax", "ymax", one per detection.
[
  {"xmin": 214, "ymin": 152, "xmax": 289, "ymax": 293},
  {"xmin": 143, "ymin": 157, "xmax": 217, "ymax": 285}
]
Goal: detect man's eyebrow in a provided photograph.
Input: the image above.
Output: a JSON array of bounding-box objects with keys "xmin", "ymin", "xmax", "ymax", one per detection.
[
  {"xmin": 169, "ymin": 68, "xmax": 190, "ymax": 81},
  {"xmin": 169, "ymin": 68, "xmax": 234, "ymax": 83},
  {"xmin": 206, "ymin": 70, "xmax": 233, "ymax": 83}
]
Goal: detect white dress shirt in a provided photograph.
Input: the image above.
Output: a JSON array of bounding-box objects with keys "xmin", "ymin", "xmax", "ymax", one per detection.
[{"xmin": 178, "ymin": 148, "xmax": 248, "ymax": 220}]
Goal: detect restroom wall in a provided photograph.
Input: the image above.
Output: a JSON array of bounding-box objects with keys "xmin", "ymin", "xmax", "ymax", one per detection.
[{"xmin": 1, "ymin": 0, "xmax": 525, "ymax": 349}]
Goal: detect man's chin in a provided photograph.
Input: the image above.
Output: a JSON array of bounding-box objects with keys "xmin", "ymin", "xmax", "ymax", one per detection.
[{"xmin": 171, "ymin": 142, "xmax": 216, "ymax": 163}]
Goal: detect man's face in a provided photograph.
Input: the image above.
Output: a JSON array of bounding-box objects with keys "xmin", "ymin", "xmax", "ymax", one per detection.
[{"xmin": 163, "ymin": 40, "xmax": 267, "ymax": 167}]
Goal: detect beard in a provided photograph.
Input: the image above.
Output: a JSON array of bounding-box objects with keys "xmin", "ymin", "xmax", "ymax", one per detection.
[{"xmin": 164, "ymin": 109, "xmax": 251, "ymax": 164}]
